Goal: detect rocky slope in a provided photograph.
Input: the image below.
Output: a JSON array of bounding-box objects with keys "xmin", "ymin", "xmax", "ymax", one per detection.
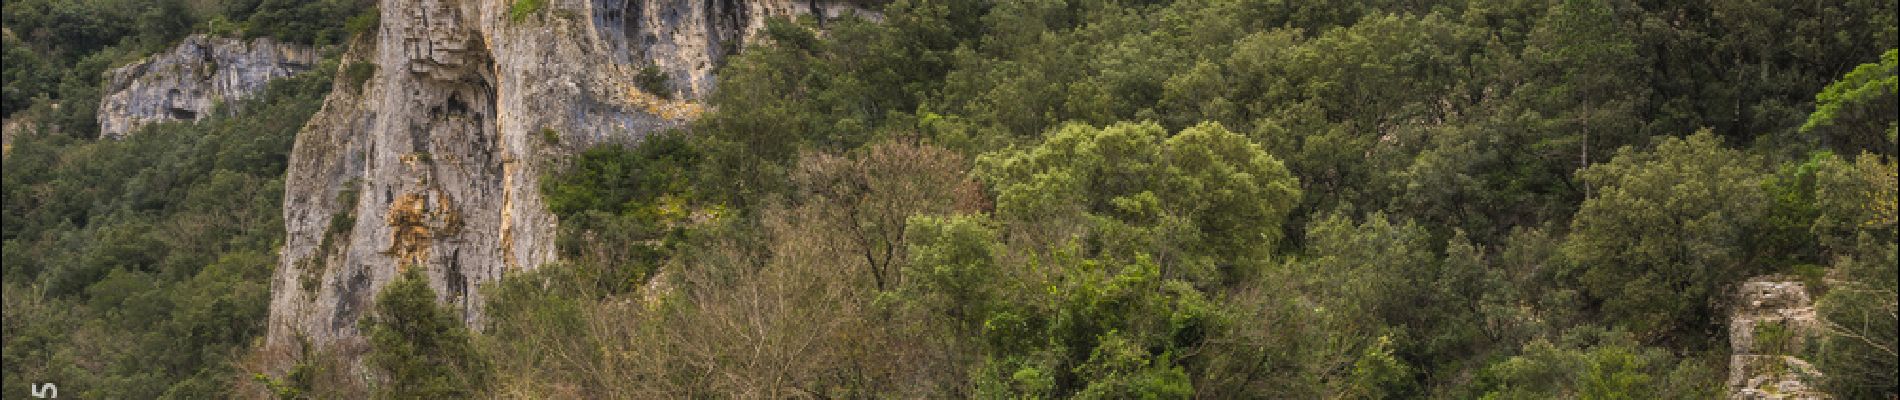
[
  {"xmin": 265, "ymin": 0, "xmax": 874, "ymax": 351},
  {"xmin": 98, "ymin": 35, "xmax": 318, "ymax": 138},
  {"xmin": 1728, "ymin": 278, "xmax": 1828, "ymax": 399}
]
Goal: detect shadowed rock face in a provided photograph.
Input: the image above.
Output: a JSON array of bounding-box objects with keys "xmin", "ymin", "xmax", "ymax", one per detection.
[
  {"xmin": 98, "ymin": 35, "xmax": 318, "ymax": 138},
  {"xmin": 265, "ymin": 0, "xmax": 872, "ymax": 352},
  {"xmin": 1728, "ymin": 278, "xmax": 1828, "ymax": 400}
]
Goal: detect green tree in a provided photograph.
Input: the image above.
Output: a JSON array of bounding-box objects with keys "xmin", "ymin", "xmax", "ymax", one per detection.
[
  {"xmin": 1563, "ymin": 131, "xmax": 1770, "ymax": 344},
  {"xmin": 967, "ymin": 248, "xmax": 1212, "ymax": 399},
  {"xmin": 3, "ymin": 67, "xmax": 328, "ymax": 398},
  {"xmin": 1813, "ymin": 233, "xmax": 1898, "ymax": 398},
  {"xmin": 1474, "ymin": 327, "xmax": 1718, "ymax": 399},
  {"xmin": 1801, "ymin": 49, "xmax": 1898, "ymax": 157},
  {"xmin": 539, "ymin": 132, "xmax": 700, "ymax": 295},
  {"xmin": 978, "ymin": 121, "xmax": 1300, "ymax": 283},
  {"xmin": 902, "ymin": 214, "xmax": 1002, "ymax": 330},
  {"xmin": 362, "ymin": 268, "xmax": 488, "ymax": 399},
  {"xmin": 1518, "ymin": 0, "xmax": 1649, "ymax": 189},
  {"xmin": 1810, "ymin": 153, "xmax": 1898, "ymax": 397}
]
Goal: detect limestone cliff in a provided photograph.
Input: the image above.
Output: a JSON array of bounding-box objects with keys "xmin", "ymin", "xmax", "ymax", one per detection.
[
  {"xmin": 98, "ymin": 35, "xmax": 318, "ymax": 138},
  {"xmin": 266, "ymin": 0, "xmax": 874, "ymax": 350},
  {"xmin": 1728, "ymin": 278, "xmax": 1828, "ymax": 399}
]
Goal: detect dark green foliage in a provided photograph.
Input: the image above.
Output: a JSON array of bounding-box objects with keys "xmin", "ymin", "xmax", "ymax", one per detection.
[
  {"xmin": 515, "ymin": 0, "xmax": 1895, "ymax": 396},
  {"xmin": 691, "ymin": 8, "xmax": 965, "ymax": 205},
  {"xmin": 342, "ymin": 61, "xmax": 376, "ymax": 93},
  {"xmin": 635, "ymin": 64, "xmax": 671, "ymax": 99},
  {"xmin": 219, "ymin": 0, "xmax": 375, "ymax": 45},
  {"xmin": 1, "ymin": 34, "xmax": 52, "ymax": 116},
  {"xmin": 362, "ymin": 268, "xmax": 488, "ymax": 399},
  {"xmin": 1, "ymin": 0, "xmax": 372, "ymax": 126},
  {"xmin": 543, "ymin": 133, "xmax": 697, "ymax": 218},
  {"xmin": 7, "ymin": 0, "xmax": 1900, "ymax": 397},
  {"xmin": 540, "ymin": 132, "xmax": 700, "ymax": 295},
  {"xmin": 1564, "ymin": 132, "xmax": 1772, "ymax": 344},
  {"xmin": 1472, "ymin": 326, "xmax": 1720, "ymax": 399},
  {"xmin": 343, "ymin": 6, "xmax": 380, "ymax": 37},
  {"xmin": 2, "ymin": 66, "xmax": 331, "ymax": 398}
]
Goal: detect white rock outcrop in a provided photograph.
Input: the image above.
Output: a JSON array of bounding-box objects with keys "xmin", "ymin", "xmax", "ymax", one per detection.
[
  {"xmin": 97, "ymin": 35, "xmax": 318, "ymax": 138},
  {"xmin": 1728, "ymin": 278, "xmax": 1829, "ymax": 400},
  {"xmin": 265, "ymin": 0, "xmax": 874, "ymax": 353}
]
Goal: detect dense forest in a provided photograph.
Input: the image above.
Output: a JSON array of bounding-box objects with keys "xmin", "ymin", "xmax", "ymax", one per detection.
[{"xmin": 4, "ymin": 0, "xmax": 1896, "ymax": 398}]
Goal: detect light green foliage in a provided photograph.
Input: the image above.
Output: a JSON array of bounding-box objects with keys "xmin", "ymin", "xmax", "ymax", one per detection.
[
  {"xmin": 1474, "ymin": 327, "xmax": 1719, "ymax": 399},
  {"xmin": 1347, "ymin": 335, "xmax": 1412, "ymax": 399},
  {"xmin": 901, "ymin": 200, "xmax": 1221, "ymax": 398},
  {"xmin": 363, "ymin": 268, "xmax": 488, "ymax": 399},
  {"xmin": 508, "ymin": 0, "xmax": 545, "ymax": 23},
  {"xmin": 978, "ymin": 121, "xmax": 1300, "ymax": 283},
  {"xmin": 1565, "ymin": 131, "xmax": 1771, "ymax": 342},
  {"xmin": 1812, "ymin": 153, "xmax": 1899, "ymax": 251},
  {"xmin": 901, "ymin": 214, "xmax": 1002, "ymax": 328},
  {"xmin": 1802, "ymin": 49, "xmax": 1898, "ymax": 156},
  {"xmin": 1070, "ymin": 331, "xmax": 1194, "ymax": 400},
  {"xmin": 966, "ymin": 248, "xmax": 1213, "ymax": 399}
]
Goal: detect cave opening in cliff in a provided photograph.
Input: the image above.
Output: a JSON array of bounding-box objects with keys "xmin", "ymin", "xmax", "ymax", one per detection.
[{"xmin": 168, "ymin": 107, "xmax": 198, "ymax": 120}]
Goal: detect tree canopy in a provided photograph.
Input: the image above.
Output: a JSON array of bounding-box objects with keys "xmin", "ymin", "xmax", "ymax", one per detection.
[{"xmin": 4, "ymin": 0, "xmax": 1897, "ymax": 397}]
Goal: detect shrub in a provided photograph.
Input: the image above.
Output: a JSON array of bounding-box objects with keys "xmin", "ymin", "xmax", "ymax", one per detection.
[
  {"xmin": 342, "ymin": 62, "xmax": 375, "ymax": 92},
  {"xmin": 508, "ymin": 0, "xmax": 546, "ymax": 23},
  {"xmin": 636, "ymin": 65, "xmax": 672, "ymax": 99},
  {"xmin": 362, "ymin": 268, "xmax": 489, "ymax": 398}
]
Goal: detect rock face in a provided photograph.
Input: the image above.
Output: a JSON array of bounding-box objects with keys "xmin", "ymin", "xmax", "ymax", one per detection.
[
  {"xmin": 266, "ymin": 0, "xmax": 873, "ymax": 352},
  {"xmin": 591, "ymin": 0, "xmax": 881, "ymax": 98},
  {"xmin": 98, "ymin": 35, "xmax": 318, "ymax": 138},
  {"xmin": 1728, "ymin": 278, "xmax": 1829, "ymax": 399}
]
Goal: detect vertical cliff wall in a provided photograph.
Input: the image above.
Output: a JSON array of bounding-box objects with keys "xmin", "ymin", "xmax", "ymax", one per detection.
[
  {"xmin": 266, "ymin": 0, "xmax": 872, "ymax": 350},
  {"xmin": 98, "ymin": 35, "xmax": 319, "ymax": 138}
]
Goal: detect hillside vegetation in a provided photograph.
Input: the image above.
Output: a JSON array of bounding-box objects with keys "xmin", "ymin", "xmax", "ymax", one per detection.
[
  {"xmin": 4, "ymin": 0, "xmax": 1896, "ymax": 398},
  {"xmin": 487, "ymin": 1, "xmax": 1897, "ymax": 397}
]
